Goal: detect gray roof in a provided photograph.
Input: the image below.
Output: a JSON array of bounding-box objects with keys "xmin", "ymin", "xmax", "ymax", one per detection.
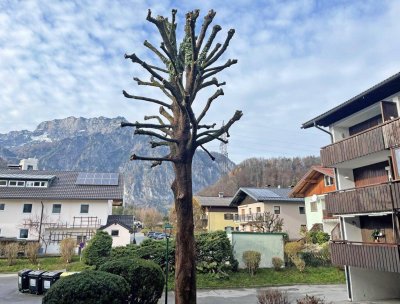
[
  {"xmin": 302, "ymin": 71, "xmax": 400, "ymax": 129},
  {"xmin": 106, "ymin": 215, "xmax": 134, "ymax": 228},
  {"xmin": 195, "ymin": 196, "xmax": 234, "ymax": 207},
  {"xmin": 0, "ymin": 169, "xmax": 123, "ymax": 200},
  {"xmin": 230, "ymin": 187, "xmax": 304, "ymax": 206}
]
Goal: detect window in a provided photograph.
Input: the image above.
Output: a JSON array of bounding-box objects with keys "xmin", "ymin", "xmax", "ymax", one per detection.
[
  {"xmin": 26, "ymin": 181, "xmax": 48, "ymax": 187},
  {"xmin": 224, "ymin": 213, "xmax": 234, "ymax": 220},
  {"xmin": 0, "ymin": 203, "xmax": 4, "ymax": 211},
  {"xmin": 310, "ymin": 201, "xmax": 318, "ymax": 212},
  {"xmin": 52, "ymin": 204, "xmax": 61, "ymax": 214},
  {"xmin": 300, "ymin": 224, "xmax": 307, "ymax": 232},
  {"xmin": 111, "ymin": 230, "xmax": 119, "ymax": 236},
  {"xmin": 80, "ymin": 204, "xmax": 89, "ymax": 214},
  {"xmin": 23, "ymin": 204, "xmax": 32, "ymax": 213},
  {"xmin": 324, "ymin": 175, "xmax": 334, "ymax": 186},
  {"xmin": 19, "ymin": 229, "xmax": 29, "ymax": 239},
  {"xmin": 299, "ymin": 206, "xmax": 305, "ymax": 214},
  {"xmin": 0, "ymin": 180, "xmax": 7, "ymax": 187},
  {"xmin": 9, "ymin": 180, "xmax": 25, "ymax": 187},
  {"xmin": 77, "ymin": 235, "xmax": 87, "ymax": 245},
  {"xmin": 274, "ymin": 206, "xmax": 280, "ymax": 214},
  {"xmin": 256, "ymin": 207, "xmax": 261, "ymax": 213},
  {"xmin": 248, "ymin": 208, "xmax": 252, "ymax": 214}
]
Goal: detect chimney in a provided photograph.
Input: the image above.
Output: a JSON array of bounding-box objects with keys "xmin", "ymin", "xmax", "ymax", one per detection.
[{"xmin": 218, "ymin": 192, "xmax": 224, "ymax": 198}]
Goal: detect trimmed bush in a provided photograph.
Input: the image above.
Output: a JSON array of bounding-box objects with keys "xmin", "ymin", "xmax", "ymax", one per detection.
[
  {"xmin": 99, "ymin": 257, "xmax": 164, "ymax": 304},
  {"xmin": 307, "ymin": 231, "xmax": 330, "ymax": 245},
  {"xmin": 42, "ymin": 270, "xmax": 129, "ymax": 304},
  {"xmin": 292, "ymin": 256, "xmax": 306, "ymax": 272},
  {"xmin": 272, "ymin": 256, "xmax": 283, "ymax": 271},
  {"xmin": 82, "ymin": 231, "xmax": 112, "ymax": 268},
  {"xmin": 257, "ymin": 289, "xmax": 289, "ymax": 304},
  {"xmin": 284, "ymin": 241, "xmax": 303, "ymax": 259},
  {"xmin": 242, "ymin": 250, "xmax": 261, "ymax": 276}
]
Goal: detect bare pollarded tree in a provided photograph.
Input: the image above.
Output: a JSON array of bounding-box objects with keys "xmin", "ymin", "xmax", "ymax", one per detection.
[{"xmin": 121, "ymin": 9, "xmax": 242, "ymax": 304}]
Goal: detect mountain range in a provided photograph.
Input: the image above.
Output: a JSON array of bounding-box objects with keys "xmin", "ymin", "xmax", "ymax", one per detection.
[{"xmin": 0, "ymin": 116, "xmax": 234, "ymax": 212}]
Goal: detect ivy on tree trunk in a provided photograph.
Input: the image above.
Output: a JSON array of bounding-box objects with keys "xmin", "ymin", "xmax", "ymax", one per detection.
[{"xmin": 121, "ymin": 9, "xmax": 242, "ymax": 304}]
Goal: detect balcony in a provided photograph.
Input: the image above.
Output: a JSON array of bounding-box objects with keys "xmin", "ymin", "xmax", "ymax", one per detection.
[
  {"xmin": 234, "ymin": 212, "xmax": 270, "ymax": 223},
  {"xmin": 326, "ymin": 181, "xmax": 400, "ymax": 215},
  {"xmin": 330, "ymin": 241, "xmax": 400, "ymax": 273},
  {"xmin": 320, "ymin": 117, "xmax": 400, "ymax": 167}
]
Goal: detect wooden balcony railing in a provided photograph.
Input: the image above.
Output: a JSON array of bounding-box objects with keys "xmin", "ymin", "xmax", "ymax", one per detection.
[
  {"xmin": 326, "ymin": 181, "xmax": 400, "ymax": 214},
  {"xmin": 330, "ymin": 241, "xmax": 400, "ymax": 273},
  {"xmin": 320, "ymin": 117, "xmax": 400, "ymax": 167}
]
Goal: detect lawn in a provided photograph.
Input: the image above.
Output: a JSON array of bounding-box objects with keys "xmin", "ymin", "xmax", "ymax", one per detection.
[
  {"xmin": 0, "ymin": 256, "xmax": 91, "ymax": 273},
  {"xmin": 170, "ymin": 266, "xmax": 345, "ymax": 289}
]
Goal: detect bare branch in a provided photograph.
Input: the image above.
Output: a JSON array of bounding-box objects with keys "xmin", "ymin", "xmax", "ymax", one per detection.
[
  {"xmin": 144, "ymin": 40, "xmax": 169, "ymax": 65},
  {"xmin": 159, "ymin": 106, "xmax": 174, "ymax": 123},
  {"xmin": 196, "ymin": 110, "xmax": 243, "ymax": 146},
  {"xmin": 130, "ymin": 153, "xmax": 174, "ymax": 163},
  {"xmin": 145, "ymin": 115, "xmax": 166, "ymax": 126},
  {"xmin": 134, "ymin": 77, "xmax": 174, "ymax": 100},
  {"xmin": 122, "ymin": 90, "xmax": 172, "ymax": 109},
  {"xmin": 203, "ymin": 59, "xmax": 238, "ymax": 79},
  {"xmin": 160, "ymin": 42, "xmax": 179, "ymax": 75},
  {"xmin": 121, "ymin": 121, "xmax": 172, "ymax": 130},
  {"xmin": 198, "ymin": 123, "xmax": 216, "ymax": 129},
  {"xmin": 200, "ymin": 145, "xmax": 215, "ymax": 161},
  {"xmin": 147, "ymin": 64, "xmax": 169, "ymax": 73},
  {"xmin": 150, "ymin": 141, "xmax": 170, "ymax": 148},
  {"xmin": 151, "ymin": 160, "xmax": 163, "ymax": 168},
  {"xmin": 197, "ymin": 89, "xmax": 224, "ymax": 123},
  {"xmin": 134, "ymin": 129, "xmax": 178, "ymax": 143},
  {"xmin": 196, "ymin": 10, "xmax": 216, "ymax": 51},
  {"xmin": 205, "ymin": 43, "xmax": 221, "ymax": 63},
  {"xmin": 204, "ymin": 29, "xmax": 235, "ymax": 68},
  {"xmin": 198, "ymin": 24, "xmax": 222, "ymax": 66},
  {"xmin": 199, "ymin": 77, "xmax": 226, "ymax": 90}
]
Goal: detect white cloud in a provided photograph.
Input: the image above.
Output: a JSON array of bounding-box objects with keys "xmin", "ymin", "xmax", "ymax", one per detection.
[{"xmin": 1, "ymin": 0, "xmax": 400, "ymax": 163}]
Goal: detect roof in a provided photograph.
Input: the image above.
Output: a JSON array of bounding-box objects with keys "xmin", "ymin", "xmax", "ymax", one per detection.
[
  {"xmin": 0, "ymin": 169, "xmax": 123, "ymax": 200},
  {"xmin": 106, "ymin": 215, "xmax": 134, "ymax": 229},
  {"xmin": 289, "ymin": 166, "xmax": 335, "ymax": 198},
  {"xmin": 99, "ymin": 221, "xmax": 133, "ymax": 233},
  {"xmin": 230, "ymin": 187, "xmax": 304, "ymax": 206},
  {"xmin": 195, "ymin": 196, "xmax": 234, "ymax": 207},
  {"xmin": 302, "ymin": 71, "xmax": 400, "ymax": 129}
]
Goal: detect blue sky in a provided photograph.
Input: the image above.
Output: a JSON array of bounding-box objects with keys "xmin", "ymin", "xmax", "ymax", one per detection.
[{"xmin": 1, "ymin": 0, "xmax": 400, "ymax": 163}]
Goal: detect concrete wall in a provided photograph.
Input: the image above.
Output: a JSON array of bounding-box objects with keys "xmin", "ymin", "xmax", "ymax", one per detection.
[
  {"xmin": 336, "ymin": 168, "xmax": 355, "ymax": 190},
  {"xmin": 101, "ymin": 223, "xmax": 131, "ymax": 247},
  {"xmin": 349, "ymin": 267, "xmax": 400, "ymax": 301},
  {"xmin": 231, "ymin": 232, "xmax": 285, "ymax": 269},
  {"xmin": 344, "ymin": 216, "xmax": 362, "ymax": 242}
]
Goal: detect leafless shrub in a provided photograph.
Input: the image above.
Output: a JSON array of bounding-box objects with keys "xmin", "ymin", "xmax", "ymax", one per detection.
[
  {"xmin": 60, "ymin": 238, "xmax": 76, "ymax": 263},
  {"xmin": 257, "ymin": 289, "xmax": 290, "ymax": 304},
  {"xmin": 272, "ymin": 257, "xmax": 283, "ymax": 271},
  {"xmin": 26, "ymin": 242, "xmax": 41, "ymax": 264},
  {"xmin": 292, "ymin": 256, "xmax": 306, "ymax": 272},
  {"xmin": 296, "ymin": 295, "xmax": 330, "ymax": 304},
  {"xmin": 243, "ymin": 250, "xmax": 261, "ymax": 276},
  {"xmin": 5, "ymin": 243, "xmax": 19, "ymax": 266}
]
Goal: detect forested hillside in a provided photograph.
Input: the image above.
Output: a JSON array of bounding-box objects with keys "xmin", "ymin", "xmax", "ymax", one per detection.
[{"xmin": 198, "ymin": 156, "xmax": 320, "ymax": 196}]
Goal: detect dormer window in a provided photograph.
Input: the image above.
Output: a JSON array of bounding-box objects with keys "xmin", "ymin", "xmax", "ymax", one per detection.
[
  {"xmin": 9, "ymin": 180, "xmax": 25, "ymax": 187},
  {"xmin": 26, "ymin": 181, "xmax": 48, "ymax": 187},
  {"xmin": 0, "ymin": 180, "xmax": 6, "ymax": 187},
  {"xmin": 324, "ymin": 175, "xmax": 334, "ymax": 186}
]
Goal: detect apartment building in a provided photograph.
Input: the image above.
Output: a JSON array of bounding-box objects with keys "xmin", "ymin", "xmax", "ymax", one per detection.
[
  {"xmin": 302, "ymin": 72, "xmax": 400, "ymax": 301},
  {"xmin": 0, "ymin": 169, "xmax": 123, "ymax": 254},
  {"xmin": 230, "ymin": 187, "xmax": 306, "ymax": 239}
]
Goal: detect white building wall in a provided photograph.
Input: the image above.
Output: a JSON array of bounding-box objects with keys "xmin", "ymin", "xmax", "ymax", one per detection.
[
  {"xmin": 101, "ymin": 223, "xmax": 131, "ymax": 247},
  {"xmin": 0, "ymin": 199, "xmax": 111, "ymax": 252},
  {"xmin": 336, "ymin": 168, "xmax": 355, "ymax": 190},
  {"xmin": 304, "ymin": 195, "xmax": 323, "ymax": 230}
]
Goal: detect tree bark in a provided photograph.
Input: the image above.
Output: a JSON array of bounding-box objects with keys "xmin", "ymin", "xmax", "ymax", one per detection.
[{"xmin": 172, "ymin": 160, "xmax": 196, "ymax": 304}]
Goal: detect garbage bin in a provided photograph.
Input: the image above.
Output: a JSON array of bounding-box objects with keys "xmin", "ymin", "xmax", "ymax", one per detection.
[
  {"xmin": 28, "ymin": 270, "xmax": 46, "ymax": 295},
  {"xmin": 41, "ymin": 271, "xmax": 63, "ymax": 293},
  {"xmin": 18, "ymin": 269, "xmax": 32, "ymax": 292}
]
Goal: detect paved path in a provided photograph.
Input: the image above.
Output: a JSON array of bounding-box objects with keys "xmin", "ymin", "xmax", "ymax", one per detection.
[{"xmin": 1, "ymin": 273, "xmax": 400, "ymax": 304}]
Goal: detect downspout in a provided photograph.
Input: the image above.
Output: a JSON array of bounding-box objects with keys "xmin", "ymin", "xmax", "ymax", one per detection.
[
  {"xmin": 38, "ymin": 201, "xmax": 44, "ymax": 242},
  {"xmin": 313, "ymin": 121, "xmax": 333, "ymax": 143}
]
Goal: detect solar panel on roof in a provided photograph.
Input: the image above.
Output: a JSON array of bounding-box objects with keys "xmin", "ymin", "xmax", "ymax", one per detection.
[{"xmin": 75, "ymin": 172, "xmax": 119, "ymax": 186}]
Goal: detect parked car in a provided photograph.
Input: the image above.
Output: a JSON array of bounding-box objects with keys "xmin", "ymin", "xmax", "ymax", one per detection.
[
  {"xmin": 147, "ymin": 231, "xmax": 156, "ymax": 238},
  {"xmin": 153, "ymin": 232, "xmax": 163, "ymax": 239},
  {"xmin": 156, "ymin": 233, "xmax": 166, "ymax": 240}
]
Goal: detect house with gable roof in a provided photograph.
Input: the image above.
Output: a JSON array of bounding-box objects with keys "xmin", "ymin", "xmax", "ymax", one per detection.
[
  {"xmin": 230, "ymin": 187, "xmax": 306, "ymax": 239},
  {"xmin": 100, "ymin": 215, "xmax": 134, "ymax": 247},
  {"xmin": 289, "ymin": 166, "xmax": 338, "ymax": 235},
  {"xmin": 0, "ymin": 168, "xmax": 123, "ymax": 254}
]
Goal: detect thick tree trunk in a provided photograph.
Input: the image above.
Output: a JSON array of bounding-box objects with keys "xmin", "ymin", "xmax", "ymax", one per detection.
[{"xmin": 172, "ymin": 160, "xmax": 196, "ymax": 304}]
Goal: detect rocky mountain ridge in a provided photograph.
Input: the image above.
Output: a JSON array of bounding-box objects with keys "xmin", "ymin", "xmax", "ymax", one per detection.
[{"xmin": 0, "ymin": 116, "xmax": 235, "ymax": 211}]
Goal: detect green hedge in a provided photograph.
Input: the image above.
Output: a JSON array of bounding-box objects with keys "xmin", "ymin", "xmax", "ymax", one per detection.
[
  {"xmin": 42, "ymin": 270, "xmax": 129, "ymax": 304},
  {"xmin": 99, "ymin": 257, "xmax": 164, "ymax": 304},
  {"xmin": 82, "ymin": 231, "xmax": 113, "ymax": 268}
]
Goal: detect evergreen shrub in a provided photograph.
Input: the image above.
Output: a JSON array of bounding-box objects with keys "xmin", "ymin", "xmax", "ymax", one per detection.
[{"xmin": 82, "ymin": 231, "xmax": 112, "ymax": 268}]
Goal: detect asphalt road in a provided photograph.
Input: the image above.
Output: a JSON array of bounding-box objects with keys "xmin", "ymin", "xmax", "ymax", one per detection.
[{"xmin": 1, "ymin": 273, "xmax": 400, "ymax": 304}]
